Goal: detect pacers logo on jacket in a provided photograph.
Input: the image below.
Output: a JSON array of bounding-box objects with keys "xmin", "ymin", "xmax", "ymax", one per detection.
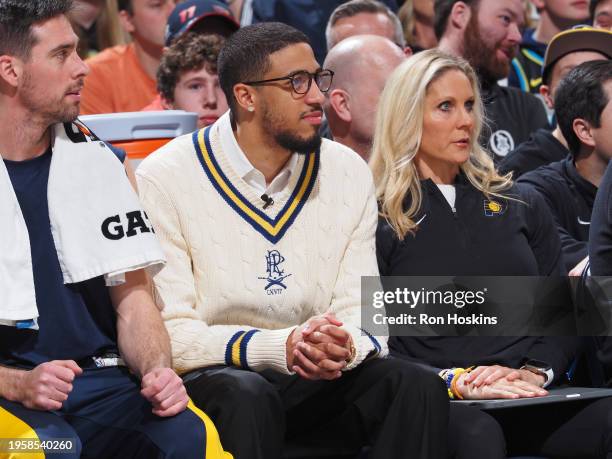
[
  {"xmin": 258, "ymin": 250, "xmax": 291, "ymax": 295},
  {"xmin": 483, "ymin": 200, "xmax": 506, "ymax": 217}
]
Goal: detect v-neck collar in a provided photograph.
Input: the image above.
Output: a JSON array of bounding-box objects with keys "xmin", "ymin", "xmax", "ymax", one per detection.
[{"xmin": 193, "ymin": 126, "xmax": 319, "ymax": 244}]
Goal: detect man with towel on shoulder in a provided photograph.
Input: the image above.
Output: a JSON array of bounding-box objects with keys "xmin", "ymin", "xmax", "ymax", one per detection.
[{"xmin": 0, "ymin": 1, "xmax": 230, "ymax": 458}]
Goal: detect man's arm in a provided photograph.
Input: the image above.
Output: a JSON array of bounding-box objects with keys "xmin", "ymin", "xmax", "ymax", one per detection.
[
  {"xmin": 124, "ymin": 158, "xmax": 138, "ymax": 191},
  {"xmin": 110, "ymin": 269, "xmax": 188, "ymax": 417},
  {"xmin": 323, "ymin": 164, "xmax": 388, "ymax": 370},
  {"xmin": 0, "ymin": 366, "xmax": 26, "ymax": 402},
  {"xmin": 109, "ymin": 269, "xmax": 171, "ymax": 377},
  {"xmin": 517, "ymin": 173, "xmax": 586, "ymax": 271},
  {"xmin": 0, "ymin": 361, "xmax": 81, "ymax": 411}
]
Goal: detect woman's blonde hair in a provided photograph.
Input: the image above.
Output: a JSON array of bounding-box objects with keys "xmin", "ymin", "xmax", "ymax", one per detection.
[
  {"xmin": 72, "ymin": 0, "xmax": 128, "ymax": 60},
  {"xmin": 369, "ymin": 48, "xmax": 513, "ymax": 240},
  {"xmin": 96, "ymin": 0, "xmax": 129, "ymax": 52}
]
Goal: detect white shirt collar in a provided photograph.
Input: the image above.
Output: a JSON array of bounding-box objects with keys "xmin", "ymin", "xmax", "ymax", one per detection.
[{"xmin": 216, "ymin": 111, "xmax": 299, "ymax": 196}]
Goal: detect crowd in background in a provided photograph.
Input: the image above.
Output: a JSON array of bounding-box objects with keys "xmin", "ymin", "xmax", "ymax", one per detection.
[{"xmin": 2, "ymin": 0, "xmax": 612, "ymax": 457}]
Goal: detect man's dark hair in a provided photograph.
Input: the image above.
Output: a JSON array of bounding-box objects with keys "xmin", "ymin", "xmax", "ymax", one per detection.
[
  {"xmin": 0, "ymin": 0, "xmax": 73, "ymax": 59},
  {"xmin": 157, "ymin": 32, "xmax": 225, "ymax": 102},
  {"xmin": 555, "ymin": 60, "xmax": 612, "ymax": 156},
  {"xmin": 433, "ymin": 0, "xmax": 479, "ymax": 40},
  {"xmin": 218, "ymin": 22, "xmax": 310, "ymax": 115},
  {"xmin": 117, "ymin": 0, "xmax": 132, "ymax": 14}
]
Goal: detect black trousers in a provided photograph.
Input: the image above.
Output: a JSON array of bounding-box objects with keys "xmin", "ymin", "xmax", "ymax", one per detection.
[
  {"xmin": 184, "ymin": 357, "xmax": 449, "ymax": 459},
  {"xmin": 449, "ymin": 397, "xmax": 612, "ymax": 458}
]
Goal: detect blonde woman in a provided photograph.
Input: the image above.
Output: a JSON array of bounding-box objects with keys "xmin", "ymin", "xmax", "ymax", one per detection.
[{"xmin": 371, "ymin": 49, "xmax": 612, "ymax": 458}]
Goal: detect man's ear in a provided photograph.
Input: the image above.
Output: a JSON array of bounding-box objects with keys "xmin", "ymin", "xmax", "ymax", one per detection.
[
  {"xmin": 449, "ymin": 1, "xmax": 472, "ymax": 32},
  {"xmin": 233, "ymin": 83, "xmax": 257, "ymax": 114},
  {"xmin": 540, "ymin": 84, "xmax": 554, "ymax": 110},
  {"xmin": 118, "ymin": 9, "xmax": 136, "ymax": 34},
  {"xmin": 573, "ymin": 118, "xmax": 596, "ymax": 149},
  {"xmin": 329, "ymin": 88, "xmax": 351, "ymax": 123},
  {"xmin": 0, "ymin": 55, "xmax": 22, "ymax": 89}
]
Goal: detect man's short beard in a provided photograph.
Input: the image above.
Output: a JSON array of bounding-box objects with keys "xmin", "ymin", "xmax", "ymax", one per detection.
[
  {"xmin": 262, "ymin": 102, "xmax": 322, "ymax": 155},
  {"xmin": 21, "ymin": 71, "xmax": 80, "ymax": 124},
  {"xmin": 463, "ymin": 15, "xmax": 512, "ymax": 84},
  {"xmin": 275, "ymin": 130, "xmax": 321, "ymax": 155}
]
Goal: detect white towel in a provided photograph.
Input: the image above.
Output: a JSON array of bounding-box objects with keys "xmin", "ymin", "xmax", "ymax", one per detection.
[{"xmin": 0, "ymin": 122, "xmax": 165, "ymax": 328}]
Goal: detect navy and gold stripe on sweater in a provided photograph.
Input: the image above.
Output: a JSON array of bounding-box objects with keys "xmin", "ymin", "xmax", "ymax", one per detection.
[
  {"xmin": 360, "ymin": 328, "xmax": 382, "ymax": 361},
  {"xmin": 225, "ymin": 330, "xmax": 260, "ymax": 370},
  {"xmin": 193, "ymin": 126, "xmax": 319, "ymax": 244}
]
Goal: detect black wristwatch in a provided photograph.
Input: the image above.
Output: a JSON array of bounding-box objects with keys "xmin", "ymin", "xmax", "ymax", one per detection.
[{"xmin": 521, "ymin": 359, "xmax": 553, "ymax": 387}]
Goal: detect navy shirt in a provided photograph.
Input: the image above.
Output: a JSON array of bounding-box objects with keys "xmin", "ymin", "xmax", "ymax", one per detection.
[{"xmin": 1, "ymin": 148, "xmax": 118, "ymax": 368}]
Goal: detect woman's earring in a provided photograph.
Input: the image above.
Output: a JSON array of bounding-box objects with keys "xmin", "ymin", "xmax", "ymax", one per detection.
[{"xmin": 247, "ymin": 106, "xmax": 255, "ymax": 112}]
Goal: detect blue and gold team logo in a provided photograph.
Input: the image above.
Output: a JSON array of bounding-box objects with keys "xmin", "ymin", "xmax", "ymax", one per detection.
[
  {"xmin": 483, "ymin": 199, "xmax": 506, "ymax": 217},
  {"xmin": 258, "ymin": 250, "xmax": 291, "ymax": 295}
]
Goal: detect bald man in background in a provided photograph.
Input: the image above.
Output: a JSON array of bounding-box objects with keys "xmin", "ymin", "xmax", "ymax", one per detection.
[{"xmin": 323, "ymin": 35, "xmax": 406, "ymax": 160}]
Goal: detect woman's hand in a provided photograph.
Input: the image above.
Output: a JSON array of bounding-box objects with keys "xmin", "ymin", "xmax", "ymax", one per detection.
[
  {"xmin": 463, "ymin": 364, "xmax": 547, "ymax": 390},
  {"xmin": 456, "ymin": 372, "xmax": 547, "ymax": 400}
]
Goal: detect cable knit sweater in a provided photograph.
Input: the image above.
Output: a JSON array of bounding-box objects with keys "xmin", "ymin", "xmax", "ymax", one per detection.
[{"xmin": 135, "ymin": 120, "xmax": 387, "ymax": 375}]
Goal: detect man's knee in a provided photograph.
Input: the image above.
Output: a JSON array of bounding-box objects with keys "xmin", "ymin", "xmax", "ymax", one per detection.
[
  {"xmin": 189, "ymin": 368, "xmax": 283, "ymax": 418},
  {"xmin": 0, "ymin": 399, "xmax": 82, "ymax": 459},
  {"xmin": 450, "ymin": 406, "xmax": 505, "ymax": 458},
  {"xmin": 380, "ymin": 359, "xmax": 449, "ymax": 407},
  {"xmin": 162, "ymin": 405, "xmax": 230, "ymax": 459},
  {"xmin": 588, "ymin": 398, "xmax": 612, "ymax": 454},
  {"xmin": 40, "ymin": 423, "xmax": 83, "ymax": 459},
  {"xmin": 462, "ymin": 411, "xmax": 504, "ymax": 443},
  {"xmin": 224, "ymin": 371, "xmax": 279, "ymax": 402}
]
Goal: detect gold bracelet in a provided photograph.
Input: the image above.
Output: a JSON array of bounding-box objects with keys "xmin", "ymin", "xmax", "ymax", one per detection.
[{"xmin": 450, "ymin": 367, "xmax": 472, "ymax": 400}]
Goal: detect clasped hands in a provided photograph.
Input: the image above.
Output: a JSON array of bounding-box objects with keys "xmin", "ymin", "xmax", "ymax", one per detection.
[
  {"xmin": 456, "ymin": 365, "xmax": 548, "ymax": 400},
  {"xmin": 286, "ymin": 313, "xmax": 354, "ymax": 380}
]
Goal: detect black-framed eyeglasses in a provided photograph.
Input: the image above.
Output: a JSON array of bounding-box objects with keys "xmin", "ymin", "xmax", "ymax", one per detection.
[{"xmin": 242, "ymin": 69, "xmax": 335, "ymax": 94}]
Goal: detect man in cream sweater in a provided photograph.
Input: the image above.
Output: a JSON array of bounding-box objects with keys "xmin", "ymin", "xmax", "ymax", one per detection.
[{"xmin": 137, "ymin": 22, "xmax": 448, "ymax": 459}]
